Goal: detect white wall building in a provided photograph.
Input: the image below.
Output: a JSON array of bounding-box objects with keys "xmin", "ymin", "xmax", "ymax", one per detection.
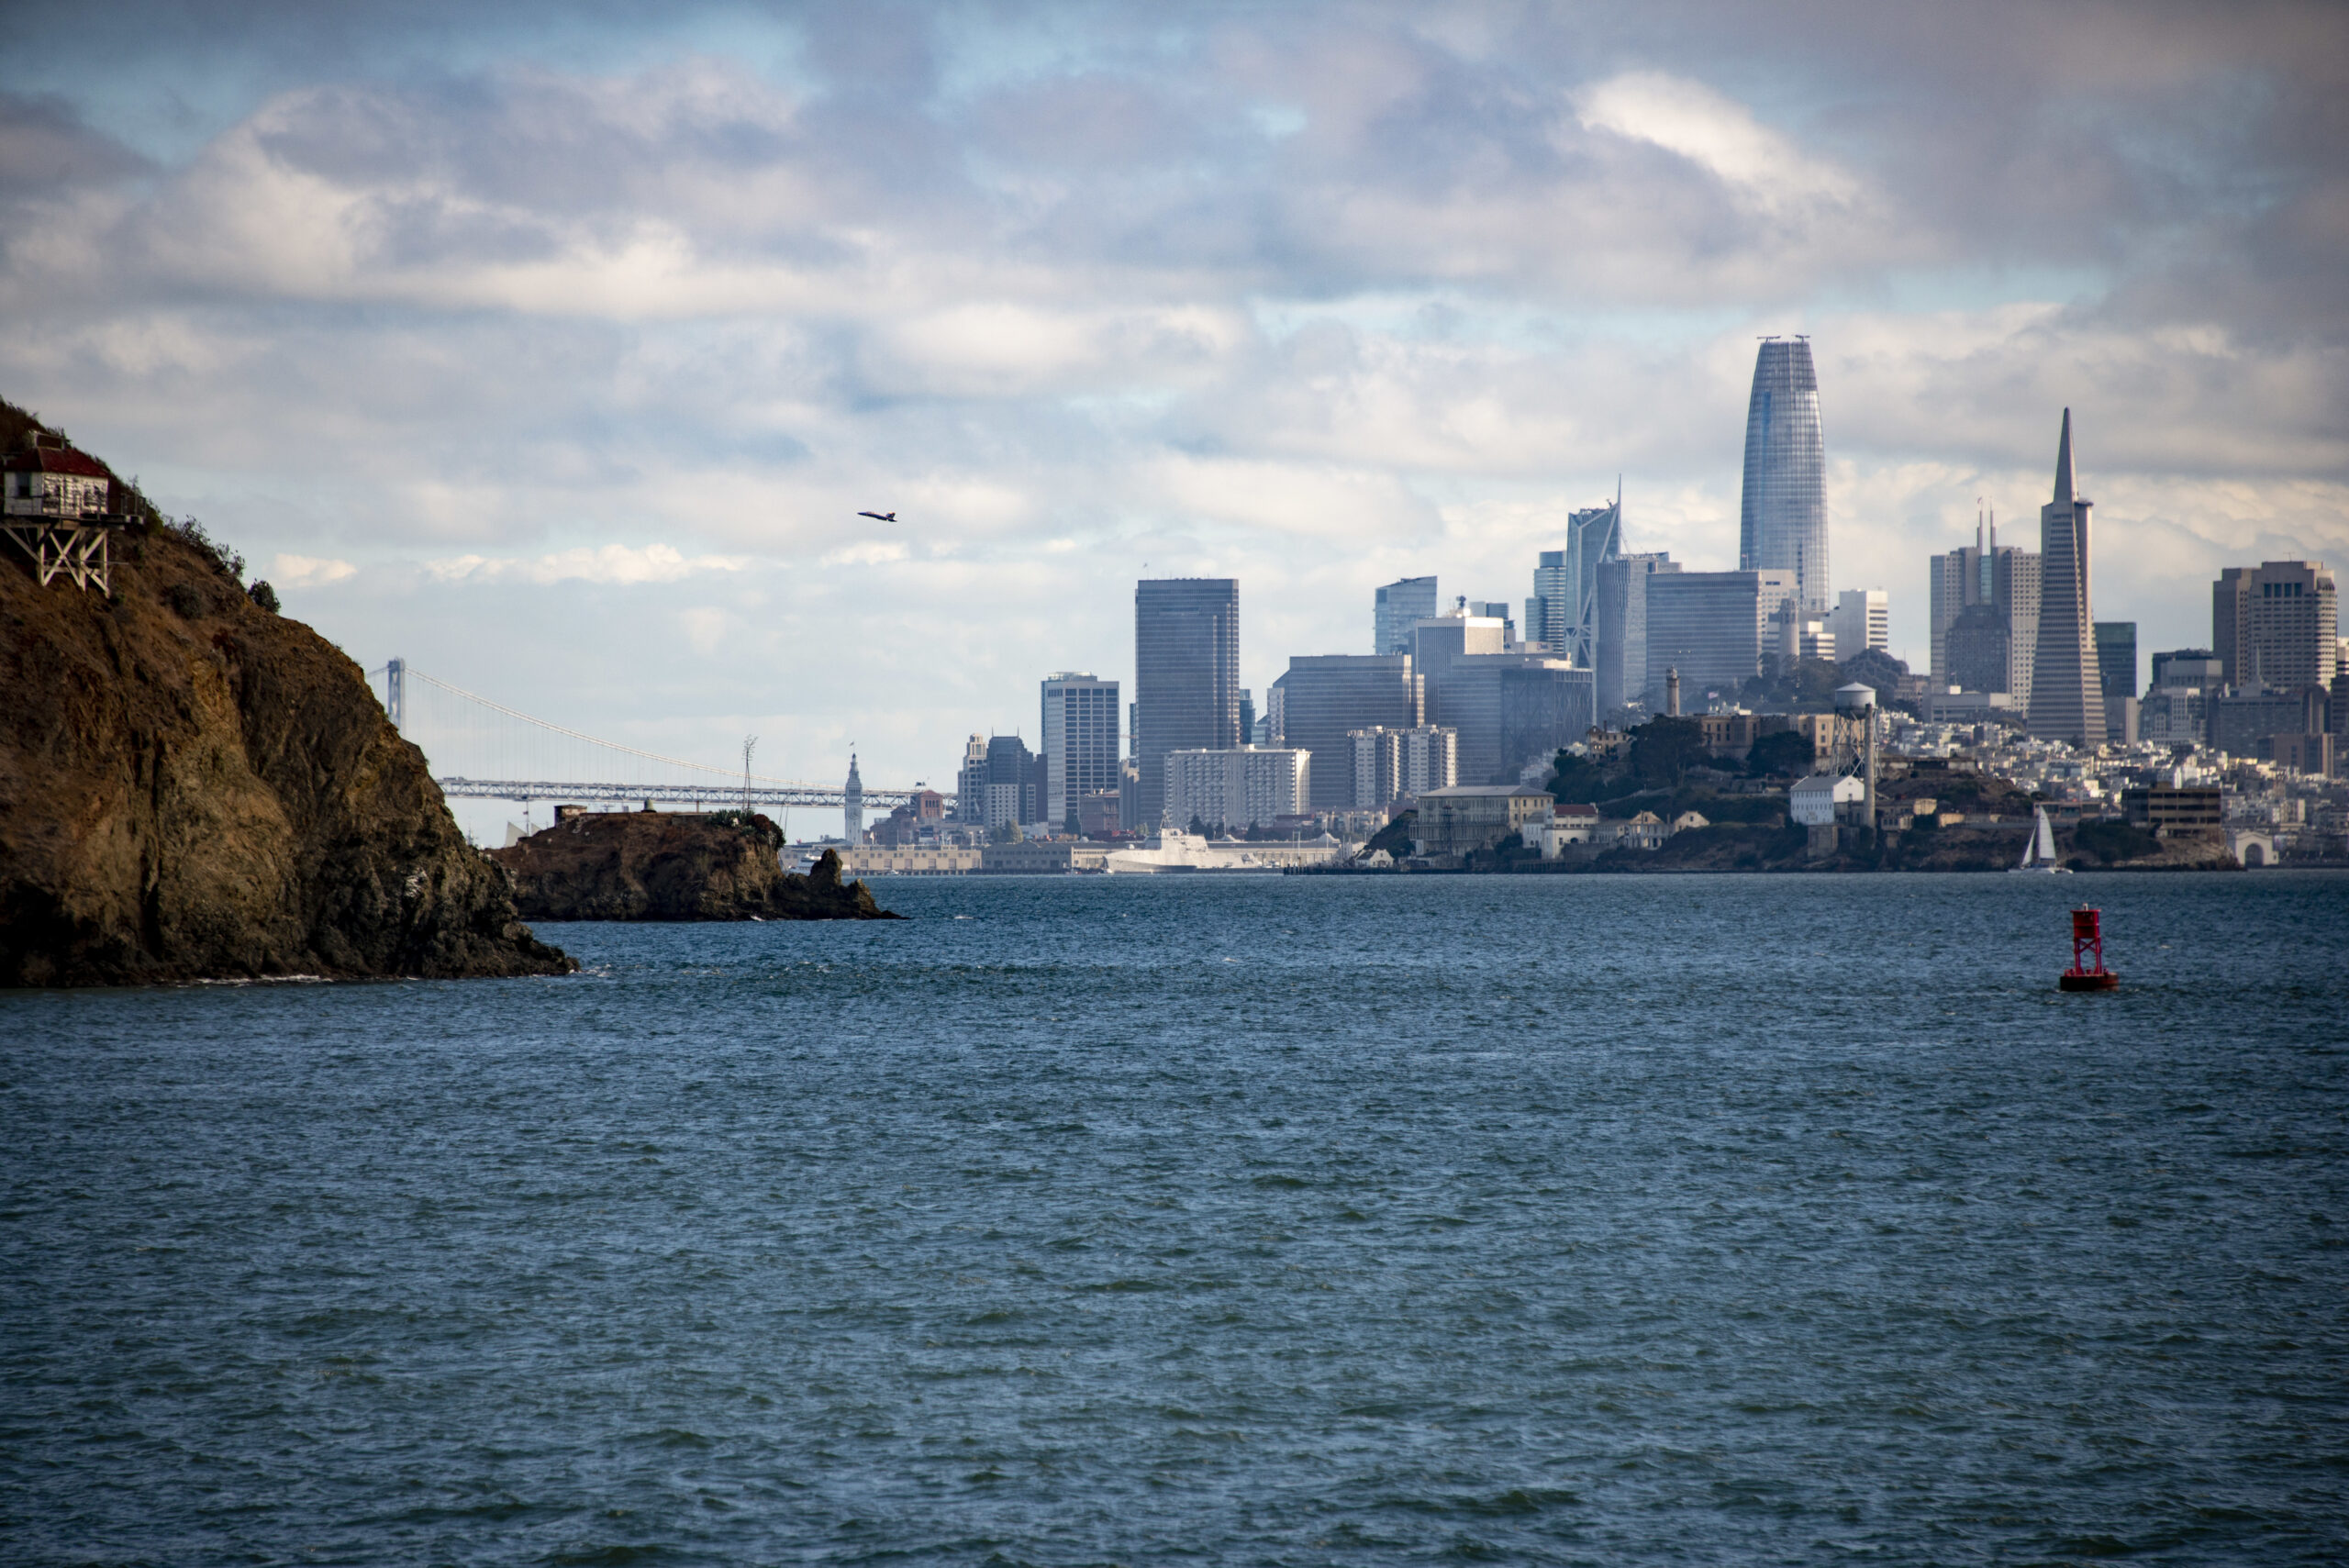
[
  {"xmin": 1041, "ymin": 672, "xmax": 1120, "ymax": 829},
  {"xmin": 1830, "ymin": 588, "xmax": 1890, "ymax": 660},
  {"xmin": 1163, "ymin": 747, "xmax": 1308, "ymax": 830},
  {"xmin": 1788, "ymin": 773, "xmax": 1866, "ymax": 826},
  {"xmin": 1349, "ymin": 725, "xmax": 1458, "ymax": 807}
]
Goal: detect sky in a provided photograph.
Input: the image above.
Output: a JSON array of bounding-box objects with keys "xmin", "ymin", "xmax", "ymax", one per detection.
[{"xmin": 5, "ymin": 0, "xmax": 2344, "ymax": 812}]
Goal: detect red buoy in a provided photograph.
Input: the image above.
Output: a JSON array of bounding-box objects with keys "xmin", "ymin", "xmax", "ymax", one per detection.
[{"xmin": 2060, "ymin": 906, "xmax": 2120, "ymax": 991}]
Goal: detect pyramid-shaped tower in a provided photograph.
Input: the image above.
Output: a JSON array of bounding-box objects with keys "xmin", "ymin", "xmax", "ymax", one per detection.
[{"xmin": 2025, "ymin": 410, "xmax": 2106, "ymax": 747}]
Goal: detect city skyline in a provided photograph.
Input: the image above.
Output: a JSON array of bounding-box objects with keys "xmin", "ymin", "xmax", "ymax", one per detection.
[{"xmin": 2, "ymin": 3, "xmax": 2343, "ymax": 811}]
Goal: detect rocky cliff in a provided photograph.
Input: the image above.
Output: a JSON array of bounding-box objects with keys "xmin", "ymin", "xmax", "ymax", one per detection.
[
  {"xmin": 489, "ymin": 811, "xmax": 899, "ymax": 920},
  {"xmin": 0, "ymin": 404, "xmax": 574, "ymax": 985}
]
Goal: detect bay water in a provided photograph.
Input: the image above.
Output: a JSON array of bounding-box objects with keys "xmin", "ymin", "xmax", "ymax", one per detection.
[{"xmin": 6, "ymin": 873, "xmax": 2346, "ymax": 1563}]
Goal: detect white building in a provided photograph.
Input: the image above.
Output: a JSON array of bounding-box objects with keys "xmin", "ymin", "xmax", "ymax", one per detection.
[
  {"xmin": 1041, "ymin": 672, "xmax": 1120, "ymax": 830},
  {"xmin": 1830, "ymin": 588, "xmax": 1890, "ymax": 659},
  {"xmin": 1349, "ymin": 724, "xmax": 1459, "ymax": 808},
  {"xmin": 1788, "ymin": 773, "xmax": 1866, "ymax": 826},
  {"xmin": 1163, "ymin": 747, "xmax": 1308, "ymax": 831},
  {"xmin": 953, "ymin": 734, "xmax": 987, "ymax": 823}
]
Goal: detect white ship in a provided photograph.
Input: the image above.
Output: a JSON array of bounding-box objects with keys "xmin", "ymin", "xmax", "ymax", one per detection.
[{"xmin": 1101, "ymin": 829, "xmax": 1306, "ymax": 874}]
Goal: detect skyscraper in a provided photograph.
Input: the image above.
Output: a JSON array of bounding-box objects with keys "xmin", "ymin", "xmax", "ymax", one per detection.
[
  {"xmin": 1594, "ymin": 551, "xmax": 1678, "ymax": 713},
  {"xmin": 954, "ymin": 734, "xmax": 987, "ymax": 823},
  {"xmin": 1373, "ymin": 576, "xmax": 1439, "ymax": 656},
  {"xmin": 1829, "ymin": 588, "xmax": 1888, "ymax": 659},
  {"xmin": 1278, "ymin": 654, "xmax": 1422, "ymax": 809},
  {"xmin": 1527, "ymin": 492, "xmax": 1622, "ymax": 662},
  {"xmin": 2213, "ymin": 561, "xmax": 2338, "ymax": 692},
  {"xmin": 1644, "ymin": 569, "xmax": 1799, "ymax": 704},
  {"xmin": 1739, "ymin": 338, "xmax": 1829, "ymax": 615},
  {"xmin": 1135, "ymin": 578, "xmax": 1241, "ymax": 826},
  {"xmin": 1929, "ymin": 510, "xmax": 2040, "ymax": 700},
  {"xmin": 1041, "ymin": 673, "xmax": 1121, "ymax": 831},
  {"xmin": 2095, "ymin": 621, "xmax": 2138, "ymax": 744},
  {"xmin": 983, "ymin": 734, "xmax": 1037, "ymax": 828},
  {"xmin": 2026, "ymin": 410, "xmax": 2106, "ymax": 747}
]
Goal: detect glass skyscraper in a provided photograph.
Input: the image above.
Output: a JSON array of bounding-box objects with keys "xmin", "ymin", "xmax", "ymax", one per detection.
[
  {"xmin": 1739, "ymin": 338, "xmax": 1829, "ymax": 616},
  {"xmin": 1373, "ymin": 576, "xmax": 1439, "ymax": 656},
  {"xmin": 1134, "ymin": 578, "xmax": 1241, "ymax": 826}
]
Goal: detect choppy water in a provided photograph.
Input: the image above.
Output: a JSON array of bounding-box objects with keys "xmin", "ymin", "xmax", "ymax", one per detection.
[{"xmin": 5, "ymin": 873, "xmax": 2347, "ymax": 1565}]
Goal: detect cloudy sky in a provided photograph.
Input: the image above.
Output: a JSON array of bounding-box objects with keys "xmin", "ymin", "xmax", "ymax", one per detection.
[{"xmin": 6, "ymin": 0, "xmax": 2344, "ymax": 808}]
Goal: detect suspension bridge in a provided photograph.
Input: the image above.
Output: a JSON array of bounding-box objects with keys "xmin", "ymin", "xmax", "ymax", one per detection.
[{"xmin": 362, "ymin": 659, "xmax": 941, "ymax": 813}]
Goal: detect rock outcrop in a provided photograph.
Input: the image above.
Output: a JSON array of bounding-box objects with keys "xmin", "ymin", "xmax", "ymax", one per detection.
[
  {"xmin": 489, "ymin": 811, "xmax": 899, "ymax": 920},
  {"xmin": 0, "ymin": 402, "xmax": 574, "ymax": 985}
]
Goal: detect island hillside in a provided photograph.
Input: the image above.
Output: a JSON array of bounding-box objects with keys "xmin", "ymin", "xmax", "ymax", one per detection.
[
  {"xmin": 490, "ymin": 811, "xmax": 899, "ymax": 921},
  {"xmin": 0, "ymin": 400, "xmax": 574, "ymax": 985}
]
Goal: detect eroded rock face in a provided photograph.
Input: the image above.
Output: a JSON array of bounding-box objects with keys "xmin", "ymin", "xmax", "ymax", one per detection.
[
  {"xmin": 0, "ymin": 412, "xmax": 573, "ymax": 985},
  {"xmin": 489, "ymin": 812, "xmax": 899, "ymax": 921}
]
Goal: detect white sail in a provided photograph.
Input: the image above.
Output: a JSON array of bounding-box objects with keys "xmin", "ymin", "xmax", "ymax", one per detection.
[{"xmin": 2034, "ymin": 806, "xmax": 2057, "ymax": 863}]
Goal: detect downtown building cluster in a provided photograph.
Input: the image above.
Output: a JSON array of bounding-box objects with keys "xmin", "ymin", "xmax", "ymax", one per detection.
[{"xmin": 854, "ymin": 337, "xmax": 2343, "ymax": 857}]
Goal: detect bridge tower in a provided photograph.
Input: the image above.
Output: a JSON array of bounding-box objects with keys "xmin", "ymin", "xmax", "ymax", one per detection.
[
  {"xmin": 843, "ymin": 753, "xmax": 863, "ymax": 844},
  {"xmin": 386, "ymin": 657, "xmax": 405, "ymax": 732}
]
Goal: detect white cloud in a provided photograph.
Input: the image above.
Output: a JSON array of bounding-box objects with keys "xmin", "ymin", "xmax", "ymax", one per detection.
[
  {"xmin": 424, "ymin": 543, "xmax": 751, "ymax": 584},
  {"xmin": 269, "ymin": 552, "xmax": 356, "ymax": 585},
  {"xmin": 1574, "ymin": 72, "xmax": 1863, "ymax": 214}
]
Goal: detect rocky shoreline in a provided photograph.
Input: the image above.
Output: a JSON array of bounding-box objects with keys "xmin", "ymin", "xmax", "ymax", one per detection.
[
  {"xmin": 1, "ymin": 401, "xmax": 573, "ymax": 986},
  {"xmin": 491, "ymin": 811, "xmax": 899, "ymax": 921}
]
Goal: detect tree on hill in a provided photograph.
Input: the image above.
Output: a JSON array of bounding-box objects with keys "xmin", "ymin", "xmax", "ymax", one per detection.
[
  {"xmin": 1547, "ymin": 749, "xmax": 1609, "ymax": 802},
  {"xmin": 1746, "ymin": 729, "xmax": 1815, "ymax": 778},
  {"xmin": 1629, "ymin": 717, "xmax": 1707, "ymax": 788}
]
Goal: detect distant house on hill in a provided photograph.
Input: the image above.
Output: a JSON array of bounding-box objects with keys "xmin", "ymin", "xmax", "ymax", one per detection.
[{"xmin": 4, "ymin": 437, "xmax": 114, "ymax": 520}]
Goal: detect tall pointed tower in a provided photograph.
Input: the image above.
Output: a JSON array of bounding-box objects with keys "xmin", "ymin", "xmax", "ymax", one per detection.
[
  {"xmin": 1740, "ymin": 338, "xmax": 1829, "ymax": 615},
  {"xmin": 2026, "ymin": 410, "xmax": 2106, "ymax": 747},
  {"xmin": 843, "ymin": 752, "xmax": 864, "ymax": 844}
]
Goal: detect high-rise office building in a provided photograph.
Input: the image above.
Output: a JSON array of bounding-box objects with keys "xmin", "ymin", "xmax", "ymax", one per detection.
[
  {"xmin": 954, "ymin": 733, "xmax": 988, "ymax": 823},
  {"xmin": 1929, "ymin": 511, "xmax": 2040, "ymax": 699},
  {"xmin": 1526, "ymin": 495, "xmax": 1622, "ymax": 663},
  {"xmin": 983, "ymin": 734, "xmax": 1037, "ymax": 828},
  {"xmin": 1945, "ymin": 604, "xmax": 2014, "ymax": 696},
  {"xmin": 1468, "ymin": 601, "xmax": 1518, "ymax": 645},
  {"xmin": 2095, "ymin": 622, "xmax": 2138, "ymax": 745},
  {"xmin": 2213, "ymin": 561, "xmax": 2338, "ymax": 692},
  {"xmin": 1411, "ymin": 610, "xmax": 1508, "ymax": 727},
  {"xmin": 1594, "ymin": 551, "xmax": 1678, "ymax": 713},
  {"xmin": 1643, "ymin": 569, "xmax": 1799, "ymax": 706},
  {"xmin": 2027, "ymin": 410, "xmax": 2106, "ymax": 747},
  {"xmin": 1163, "ymin": 747, "xmax": 1308, "ymax": 831},
  {"xmin": 1740, "ymin": 337, "xmax": 1830, "ymax": 615},
  {"xmin": 1134, "ymin": 578, "xmax": 1241, "ymax": 826},
  {"xmin": 1349, "ymin": 726, "xmax": 1459, "ymax": 808},
  {"xmin": 1829, "ymin": 588, "xmax": 1888, "ymax": 660},
  {"xmin": 1373, "ymin": 576, "xmax": 1439, "ymax": 656},
  {"xmin": 1438, "ymin": 655, "xmax": 1596, "ymax": 785},
  {"xmin": 1041, "ymin": 673, "xmax": 1120, "ymax": 830},
  {"xmin": 2141, "ymin": 649, "xmax": 2225, "ymax": 747},
  {"xmin": 1278, "ymin": 654, "xmax": 1423, "ymax": 810}
]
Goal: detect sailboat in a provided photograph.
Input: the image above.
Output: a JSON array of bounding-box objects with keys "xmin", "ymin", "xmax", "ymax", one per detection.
[{"xmin": 2011, "ymin": 806, "xmax": 2071, "ymax": 873}]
